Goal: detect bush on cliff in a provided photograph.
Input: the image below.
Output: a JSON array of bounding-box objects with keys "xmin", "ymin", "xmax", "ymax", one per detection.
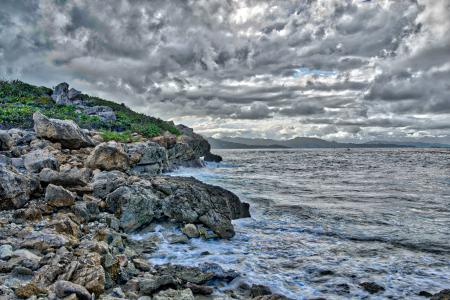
[{"xmin": 0, "ymin": 80, "xmax": 180, "ymax": 138}]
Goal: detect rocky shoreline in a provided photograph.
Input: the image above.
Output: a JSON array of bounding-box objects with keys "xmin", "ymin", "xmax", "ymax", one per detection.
[{"xmin": 0, "ymin": 83, "xmax": 289, "ymax": 299}]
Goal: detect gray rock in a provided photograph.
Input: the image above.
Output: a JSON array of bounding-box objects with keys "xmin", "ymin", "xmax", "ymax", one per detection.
[
  {"xmin": 39, "ymin": 167, "xmax": 91, "ymax": 187},
  {"xmin": 152, "ymin": 288, "xmax": 194, "ymax": 300},
  {"xmin": 86, "ymin": 142, "xmax": 129, "ymax": 171},
  {"xmin": 54, "ymin": 280, "xmax": 91, "ymax": 300},
  {"xmin": 0, "ymin": 166, "xmax": 40, "ymax": 210},
  {"xmin": 45, "ymin": 184, "xmax": 75, "ymax": 208},
  {"xmin": 92, "ymin": 171, "xmax": 128, "ymax": 199},
  {"xmin": 0, "ymin": 154, "xmax": 11, "ymax": 166},
  {"xmin": 167, "ymin": 142, "xmax": 203, "ymax": 169},
  {"xmin": 138, "ymin": 274, "xmax": 177, "ymax": 295},
  {"xmin": 33, "ymin": 112, "xmax": 95, "ymax": 149},
  {"xmin": 73, "ymin": 201, "xmax": 100, "ymax": 222},
  {"xmin": 182, "ymin": 224, "xmax": 199, "ymax": 238},
  {"xmin": 23, "ymin": 149, "xmax": 59, "ymax": 173},
  {"xmin": 127, "ymin": 142, "xmax": 168, "ymax": 175},
  {"xmin": 68, "ymin": 88, "xmax": 81, "ymax": 100},
  {"xmin": 11, "ymin": 157, "xmax": 25, "ymax": 169},
  {"xmin": 84, "ymin": 106, "xmax": 116, "ymax": 121},
  {"xmin": 0, "ymin": 130, "xmax": 13, "ymax": 150},
  {"xmin": 0, "ymin": 245, "xmax": 13, "ymax": 260},
  {"xmin": 51, "ymin": 82, "xmax": 70, "ymax": 105}
]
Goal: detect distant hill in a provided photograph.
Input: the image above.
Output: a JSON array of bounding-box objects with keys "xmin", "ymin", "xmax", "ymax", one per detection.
[
  {"xmin": 209, "ymin": 137, "xmax": 417, "ymax": 149},
  {"xmin": 365, "ymin": 141, "xmax": 450, "ymax": 148}
]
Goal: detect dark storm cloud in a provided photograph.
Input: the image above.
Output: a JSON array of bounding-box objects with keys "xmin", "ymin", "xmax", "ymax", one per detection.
[{"xmin": 0, "ymin": 0, "xmax": 449, "ymax": 142}]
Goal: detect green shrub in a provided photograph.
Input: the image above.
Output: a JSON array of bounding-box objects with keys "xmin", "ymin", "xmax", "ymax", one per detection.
[{"xmin": 100, "ymin": 130, "xmax": 137, "ymax": 143}]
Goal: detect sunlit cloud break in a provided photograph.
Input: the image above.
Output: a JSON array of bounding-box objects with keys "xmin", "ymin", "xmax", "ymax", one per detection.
[{"xmin": 293, "ymin": 68, "xmax": 337, "ymax": 78}]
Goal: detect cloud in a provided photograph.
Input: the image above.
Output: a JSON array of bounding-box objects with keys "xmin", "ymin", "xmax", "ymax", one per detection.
[{"xmin": 0, "ymin": 0, "xmax": 449, "ymax": 142}]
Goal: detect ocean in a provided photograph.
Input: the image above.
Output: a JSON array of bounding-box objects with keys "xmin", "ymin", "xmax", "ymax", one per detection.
[{"xmin": 140, "ymin": 148, "xmax": 450, "ymax": 299}]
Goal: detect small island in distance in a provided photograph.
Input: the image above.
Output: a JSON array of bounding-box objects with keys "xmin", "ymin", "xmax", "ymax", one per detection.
[{"xmin": 208, "ymin": 137, "xmax": 450, "ymax": 149}]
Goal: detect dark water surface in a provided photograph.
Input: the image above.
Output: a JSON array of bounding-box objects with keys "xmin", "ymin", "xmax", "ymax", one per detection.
[{"xmin": 146, "ymin": 148, "xmax": 450, "ymax": 299}]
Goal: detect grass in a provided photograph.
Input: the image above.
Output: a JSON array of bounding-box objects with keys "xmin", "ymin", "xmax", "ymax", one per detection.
[
  {"xmin": 100, "ymin": 130, "xmax": 138, "ymax": 143},
  {"xmin": 0, "ymin": 80, "xmax": 181, "ymax": 140}
]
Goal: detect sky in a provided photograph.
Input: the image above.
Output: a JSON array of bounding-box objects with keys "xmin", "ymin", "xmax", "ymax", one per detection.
[{"xmin": 1, "ymin": 0, "xmax": 449, "ymax": 143}]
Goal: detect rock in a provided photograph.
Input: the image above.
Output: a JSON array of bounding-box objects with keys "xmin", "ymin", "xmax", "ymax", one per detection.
[
  {"xmin": 0, "ymin": 130, "xmax": 13, "ymax": 150},
  {"xmin": 33, "ymin": 112, "xmax": 94, "ymax": 149},
  {"xmin": 0, "ymin": 245, "xmax": 13, "ymax": 260},
  {"xmin": 52, "ymin": 82, "xmax": 70, "ymax": 104},
  {"xmin": 167, "ymin": 142, "xmax": 203, "ymax": 169},
  {"xmin": 23, "ymin": 149, "xmax": 59, "ymax": 173},
  {"xmin": 14, "ymin": 282, "xmax": 47, "ymax": 298},
  {"xmin": 185, "ymin": 282, "xmax": 213, "ymax": 295},
  {"xmin": 198, "ymin": 263, "xmax": 239, "ymax": 282},
  {"xmin": 182, "ymin": 224, "xmax": 199, "ymax": 238},
  {"xmin": 139, "ymin": 274, "xmax": 176, "ymax": 295},
  {"xmin": 252, "ymin": 295, "xmax": 289, "ymax": 300},
  {"xmin": 431, "ymin": 289, "xmax": 450, "ymax": 300},
  {"xmin": 92, "ymin": 171, "xmax": 128, "ymax": 199},
  {"xmin": 156, "ymin": 264, "xmax": 214, "ymax": 285},
  {"xmin": 127, "ymin": 142, "xmax": 168, "ymax": 175},
  {"xmin": 152, "ymin": 288, "xmax": 194, "ymax": 300},
  {"xmin": 0, "ymin": 165, "xmax": 40, "ymax": 209},
  {"xmin": 106, "ymin": 183, "xmax": 161, "ymax": 232},
  {"xmin": 54, "ymin": 280, "xmax": 91, "ymax": 300},
  {"xmin": 39, "ymin": 167, "xmax": 91, "ymax": 187},
  {"xmin": 72, "ymin": 260, "xmax": 106, "ymax": 295},
  {"xmin": 45, "ymin": 184, "xmax": 76, "ymax": 208},
  {"xmin": 68, "ymin": 88, "xmax": 81, "ymax": 100},
  {"xmin": 21, "ymin": 230, "xmax": 69, "ymax": 250},
  {"xmin": 86, "ymin": 142, "xmax": 129, "ymax": 171},
  {"xmin": 84, "ymin": 106, "xmax": 116, "ymax": 121},
  {"xmin": 251, "ymin": 284, "xmax": 272, "ymax": 297},
  {"xmin": 418, "ymin": 291, "xmax": 433, "ymax": 297},
  {"xmin": 73, "ymin": 201, "xmax": 100, "ymax": 222},
  {"xmin": 151, "ymin": 176, "xmax": 250, "ymax": 238},
  {"xmin": 360, "ymin": 282, "xmax": 385, "ymax": 294},
  {"xmin": 132, "ymin": 258, "xmax": 151, "ymax": 272},
  {"xmin": 204, "ymin": 152, "xmax": 222, "ymax": 162}
]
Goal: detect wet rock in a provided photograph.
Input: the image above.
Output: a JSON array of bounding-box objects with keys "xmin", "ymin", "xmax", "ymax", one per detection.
[
  {"xmin": 39, "ymin": 167, "xmax": 91, "ymax": 187},
  {"xmin": 253, "ymin": 295, "xmax": 290, "ymax": 300},
  {"xmin": 0, "ymin": 165, "xmax": 40, "ymax": 209},
  {"xmin": 139, "ymin": 274, "xmax": 177, "ymax": 295},
  {"xmin": 33, "ymin": 112, "xmax": 94, "ymax": 149},
  {"xmin": 431, "ymin": 289, "xmax": 450, "ymax": 300},
  {"xmin": 167, "ymin": 142, "xmax": 203, "ymax": 169},
  {"xmin": 23, "ymin": 149, "xmax": 59, "ymax": 173},
  {"xmin": 182, "ymin": 224, "xmax": 199, "ymax": 238},
  {"xmin": 0, "ymin": 245, "xmax": 13, "ymax": 260},
  {"xmin": 152, "ymin": 288, "xmax": 194, "ymax": 300},
  {"xmin": 360, "ymin": 282, "xmax": 385, "ymax": 294},
  {"xmin": 198, "ymin": 263, "xmax": 239, "ymax": 282},
  {"xmin": 185, "ymin": 282, "xmax": 213, "ymax": 295},
  {"xmin": 419, "ymin": 291, "xmax": 433, "ymax": 297},
  {"xmin": 0, "ymin": 130, "xmax": 13, "ymax": 150},
  {"xmin": 52, "ymin": 82, "xmax": 70, "ymax": 104},
  {"xmin": 45, "ymin": 184, "xmax": 76, "ymax": 208},
  {"xmin": 251, "ymin": 284, "xmax": 272, "ymax": 297},
  {"xmin": 54, "ymin": 280, "xmax": 91, "ymax": 300},
  {"xmin": 86, "ymin": 142, "xmax": 129, "ymax": 171},
  {"xmin": 14, "ymin": 282, "xmax": 47, "ymax": 299},
  {"xmin": 156, "ymin": 264, "xmax": 214, "ymax": 285},
  {"xmin": 132, "ymin": 258, "xmax": 152, "ymax": 272}
]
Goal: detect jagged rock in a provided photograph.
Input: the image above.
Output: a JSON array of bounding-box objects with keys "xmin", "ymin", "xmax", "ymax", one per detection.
[
  {"xmin": 152, "ymin": 288, "xmax": 194, "ymax": 300},
  {"xmin": 72, "ymin": 253, "xmax": 106, "ymax": 295},
  {"xmin": 0, "ymin": 130, "xmax": 13, "ymax": 150},
  {"xmin": 127, "ymin": 142, "xmax": 168, "ymax": 175},
  {"xmin": 45, "ymin": 184, "xmax": 76, "ymax": 208},
  {"xmin": 132, "ymin": 258, "xmax": 152, "ymax": 272},
  {"xmin": 151, "ymin": 176, "xmax": 250, "ymax": 238},
  {"xmin": 39, "ymin": 167, "xmax": 91, "ymax": 187},
  {"xmin": 21, "ymin": 230, "xmax": 70, "ymax": 251},
  {"xmin": 0, "ymin": 165, "xmax": 40, "ymax": 210},
  {"xmin": 14, "ymin": 282, "xmax": 47, "ymax": 298},
  {"xmin": 156, "ymin": 264, "xmax": 214, "ymax": 285},
  {"xmin": 150, "ymin": 133, "xmax": 177, "ymax": 149},
  {"xmin": 182, "ymin": 224, "xmax": 199, "ymax": 238},
  {"xmin": 33, "ymin": 112, "xmax": 95, "ymax": 149},
  {"xmin": 85, "ymin": 106, "xmax": 116, "ymax": 121},
  {"xmin": 185, "ymin": 282, "xmax": 213, "ymax": 295},
  {"xmin": 138, "ymin": 274, "xmax": 177, "ymax": 295},
  {"xmin": 68, "ymin": 88, "xmax": 81, "ymax": 100},
  {"xmin": 198, "ymin": 263, "xmax": 239, "ymax": 282},
  {"xmin": 23, "ymin": 149, "xmax": 59, "ymax": 173},
  {"xmin": 52, "ymin": 82, "xmax": 70, "ymax": 104},
  {"xmin": 106, "ymin": 182, "xmax": 161, "ymax": 232},
  {"xmin": 360, "ymin": 282, "xmax": 385, "ymax": 294},
  {"xmin": 73, "ymin": 201, "xmax": 100, "ymax": 222},
  {"xmin": 167, "ymin": 142, "xmax": 203, "ymax": 169},
  {"xmin": 204, "ymin": 152, "xmax": 222, "ymax": 162},
  {"xmin": 86, "ymin": 142, "xmax": 129, "ymax": 171},
  {"xmin": 251, "ymin": 284, "xmax": 272, "ymax": 297},
  {"xmin": 177, "ymin": 124, "xmax": 222, "ymax": 163},
  {"xmin": 431, "ymin": 289, "xmax": 450, "ymax": 300},
  {"xmin": 54, "ymin": 280, "xmax": 91, "ymax": 300},
  {"xmin": 92, "ymin": 170, "xmax": 128, "ymax": 199}
]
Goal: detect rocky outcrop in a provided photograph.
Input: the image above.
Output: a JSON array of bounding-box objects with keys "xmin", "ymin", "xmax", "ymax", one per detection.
[
  {"xmin": 86, "ymin": 141, "xmax": 129, "ymax": 171},
  {"xmin": 177, "ymin": 124, "xmax": 222, "ymax": 162},
  {"xmin": 84, "ymin": 106, "xmax": 116, "ymax": 121},
  {"xmin": 127, "ymin": 142, "xmax": 168, "ymax": 175},
  {"xmin": 33, "ymin": 112, "xmax": 95, "ymax": 149},
  {"xmin": 52, "ymin": 82, "xmax": 70, "ymax": 104}
]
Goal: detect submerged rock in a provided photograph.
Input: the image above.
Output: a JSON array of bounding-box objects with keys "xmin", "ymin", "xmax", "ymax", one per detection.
[
  {"xmin": 33, "ymin": 112, "xmax": 94, "ymax": 149},
  {"xmin": 360, "ymin": 282, "xmax": 385, "ymax": 294}
]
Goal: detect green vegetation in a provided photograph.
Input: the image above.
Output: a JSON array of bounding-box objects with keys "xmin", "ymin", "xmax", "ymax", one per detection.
[
  {"xmin": 0, "ymin": 80, "xmax": 181, "ymax": 140},
  {"xmin": 100, "ymin": 130, "xmax": 137, "ymax": 143}
]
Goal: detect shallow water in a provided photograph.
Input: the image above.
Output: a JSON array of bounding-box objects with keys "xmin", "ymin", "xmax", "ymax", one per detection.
[{"xmin": 143, "ymin": 148, "xmax": 450, "ymax": 299}]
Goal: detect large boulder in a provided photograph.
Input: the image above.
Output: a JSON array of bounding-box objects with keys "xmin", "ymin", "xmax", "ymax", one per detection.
[
  {"xmin": 23, "ymin": 149, "xmax": 59, "ymax": 173},
  {"xmin": 68, "ymin": 88, "xmax": 81, "ymax": 100},
  {"xmin": 51, "ymin": 82, "xmax": 70, "ymax": 104},
  {"xmin": 127, "ymin": 142, "xmax": 168, "ymax": 175},
  {"xmin": 39, "ymin": 167, "xmax": 91, "ymax": 187},
  {"xmin": 91, "ymin": 170, "xmax": 128, "ymax": 199},
  {"xmin": 86, "ymin": 142, "xmax": 129, "ymax": 171},
  {"xmin": 33, "ymin": 112, "xmax": 95, "ymax": 149},
  {"xmin": 0, "ymin": 130, "xmax": 13, "ymax": 150},
  {"xmin": 0, "ymin": 166, "xmax": 40, "ymax": 209}
]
